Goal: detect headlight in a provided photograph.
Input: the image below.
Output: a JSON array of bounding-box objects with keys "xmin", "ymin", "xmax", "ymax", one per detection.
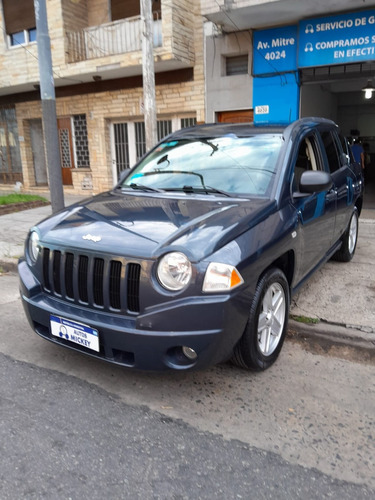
[
  {"xmin": 28, "ymin": 231, "xmax": 40, "ymax": 264},
  {"xmin": 203, "ymin": 262, "xmax": 244, "ymax": 292},
  {"xmin": 157, "ymin": 252, "xmax": 192, "ymax": 291}
]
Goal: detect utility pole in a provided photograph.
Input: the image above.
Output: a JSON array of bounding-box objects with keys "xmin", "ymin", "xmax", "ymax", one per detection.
[
  {"xmin": 34, "ymin": 0, "xmax": 64, "ymax": 213},
  {"xmin": 140, "ymin": 0, "xmax": 157, "ymax": 151}
]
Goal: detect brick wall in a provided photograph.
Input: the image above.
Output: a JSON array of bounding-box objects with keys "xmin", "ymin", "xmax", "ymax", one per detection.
[
  {"xmin": 16, "ymin": 76, "xmax": 205, "ymax": 195},
  {"xmin": 0, "ymin": 0, "xmax": 199, "ymax": 88},
  {"xmin": 1, "ymin": 0, "xmax": 205, "ymax": 196}
]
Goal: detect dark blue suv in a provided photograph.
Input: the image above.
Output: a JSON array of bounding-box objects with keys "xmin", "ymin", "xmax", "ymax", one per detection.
[{"xmin": 19, "ymin": 118, "xmax": 363, "ymax": 371}]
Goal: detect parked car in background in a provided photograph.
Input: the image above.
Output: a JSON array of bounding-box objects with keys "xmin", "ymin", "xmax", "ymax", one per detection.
[{"xmin": 19, "ymin": 118, "xmax": 363, "ymax": 372}]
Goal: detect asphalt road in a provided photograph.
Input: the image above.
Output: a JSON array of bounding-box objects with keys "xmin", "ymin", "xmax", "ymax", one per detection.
[{"xmin": 1, "ymin": 272, "xmax": 375, "ymax": 499}]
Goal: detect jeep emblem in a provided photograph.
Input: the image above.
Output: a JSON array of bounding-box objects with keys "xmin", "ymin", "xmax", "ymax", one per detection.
[{"xmin": 82, "ymin": 234, "xmax": 102, "ymax": 242}]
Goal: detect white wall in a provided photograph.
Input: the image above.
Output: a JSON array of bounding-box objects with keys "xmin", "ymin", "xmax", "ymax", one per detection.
[
  {"xmin": 337, "ymin": 92, "xmax": 375, "ymax": 137},
  {"xmin": 205, "ymin": 29, "xmax": 253, "ymax": 122},
  {"xmin": 300, "ymin": 84, "xmax": 338, "ymax": 122}
]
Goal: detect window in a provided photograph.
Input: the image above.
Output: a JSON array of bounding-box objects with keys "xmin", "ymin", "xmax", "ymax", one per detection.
[
  {"xmin": 293, "ymin": 136, "xmax": 319, "ymax": 192},
  {"xmin": 135, "ymin": 122, "xmax": 146, "ymax": 161},
  {"xmin": 123, "ymin": 135, "xmax": 283, "ymax": 196},
  {"xmin": 112, "ymin": 116, "xmax": 196, "ymax": 182},
  {"xmin": 320, "ymin": 131, "xmax": 341, "ymax": 173},
  {"xmin": 181, "ymin": 118, "xmax": 197, "ymax": 129},
  {"xmin": 113, "ymin": 123, "xmax": 130, "ymax": 177},
  {"xmin": 157, "ymin": 120, "xmax": 172, "ymax": 142},
  {"xmin": 3, "ymin": 0, "xmax": 36, "ymax": 47},
  {"xmin": 338, "ymin": 133, "xmax": 353, "ymax": 162},
  {"xmin": 73, "ymin": 115, "xmax": 90, "ymax": 168},
  {"xmin": 225, "ymin": 55, "xmax": 249, "ymax": 76},
  {"xmin": 28, "ymin": 28, "xmax": 37, "ymax": 42},
  {"xmin": 9, "ymin": 28, "xmax": 36, "ymax": 46}
]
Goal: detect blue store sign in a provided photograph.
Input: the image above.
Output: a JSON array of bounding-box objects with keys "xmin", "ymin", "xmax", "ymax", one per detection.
[
  {"xmin": 253, "ymin": 26, "xmax": 298, "ymax": 75},
  {"xmin": 299, "ymin": 9, "xmax": 375, "ymax": 67},
  {"xmin": 252, "ymin": 9, "xmax": 375, "ymax": 125}
]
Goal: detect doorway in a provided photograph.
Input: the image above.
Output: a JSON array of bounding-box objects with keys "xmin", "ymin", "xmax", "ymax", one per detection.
[
  {"xmin": 217, "ymin": 110, "xmax": 253, "ymax": 123},
  {"xmin": 299, "ymin": 64, "xmax": 375, "ymax": 211},
  {"xmin": 58, "ymin": 117, "xmax": 74, "ymax": 185},
  {"xmin": 30, "ymin": 119, "xmax": 47, "ymax": 186}
]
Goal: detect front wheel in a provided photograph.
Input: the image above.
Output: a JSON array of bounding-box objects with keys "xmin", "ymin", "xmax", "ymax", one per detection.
[
  {"xmin": 232, "ymin": 268, "xmax": 290, "ymax": 371},
  {"xmin": 332, "ymin": 207, "xmax": 359, "ymax": 262}
]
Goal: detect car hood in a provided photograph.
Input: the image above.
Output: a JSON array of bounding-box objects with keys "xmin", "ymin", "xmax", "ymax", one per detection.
[{"xmin": 36, "ymin": 191, "xmax": 276, "ymax": 261}]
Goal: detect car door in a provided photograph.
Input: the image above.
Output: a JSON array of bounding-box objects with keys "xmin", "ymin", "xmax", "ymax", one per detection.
[
  {"xmin": 319, "ymin": 129, "xmax": 353, "ymax": 242},
  {"xmin": 291, "ymin": 131, "xmax": 336, "ymax": 283}
]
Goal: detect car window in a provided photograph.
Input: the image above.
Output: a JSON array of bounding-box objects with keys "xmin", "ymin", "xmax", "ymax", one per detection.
[
  {"xmin": 122, "ymin": 135, "xmax": 284, "ymax": 197},
  {"xmin": 292, "ymin": 135, "xmax": 320, "ymax": 192},
  {"xmin": 339, "ymin": 133, "xmax": 354, "ymax": 162},
  {"xmin": 320, "ymin": 131, "xmax": 341, "ymax": 173}
]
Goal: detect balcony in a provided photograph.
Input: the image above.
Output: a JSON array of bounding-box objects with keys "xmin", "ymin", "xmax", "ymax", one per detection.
[{"xmin": 66, "ymin": 13, "xmax": 162, "ymax": 64}]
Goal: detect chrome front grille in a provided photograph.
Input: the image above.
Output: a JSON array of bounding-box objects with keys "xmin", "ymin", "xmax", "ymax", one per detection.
[{"xmin": 42, "ymin": 248, "xmax": 141, "ymax": 313}]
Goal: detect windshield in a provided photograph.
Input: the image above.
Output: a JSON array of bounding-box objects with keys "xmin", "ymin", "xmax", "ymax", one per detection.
[{"xmin": 121, "ymin": 134, "xmax": 283, "ymax": 197}]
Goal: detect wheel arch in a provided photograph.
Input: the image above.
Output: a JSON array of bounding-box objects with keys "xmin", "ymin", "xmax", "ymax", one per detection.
[{"xmin": 262, "ymin": 250, "xmax": 295, "ymax": 291}]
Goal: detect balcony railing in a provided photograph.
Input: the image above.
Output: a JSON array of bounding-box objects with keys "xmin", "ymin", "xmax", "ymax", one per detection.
[{"xmin": 66, "ymin": 13, "xmax": 162, "ymax": 63}]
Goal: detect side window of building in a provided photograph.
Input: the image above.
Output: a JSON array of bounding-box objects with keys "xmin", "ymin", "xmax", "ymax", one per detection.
[
  {"xmin": 134, "ymin": 120, "xmax": 174, "ymax": 162},
  {"xmin": 72, "ymin": 115, "xmax": 90, "ymax": 168},
  {"xmin": 225, "ymin": 55, "xmax": 249, "ymax": 76},
  {"xmin": 112, "ymin": 116, "xmax": 196, "ymax": 181},
  {"xmin": 3, "ymin": 0, "xmax": 36, "ymax": 47},
  {"xmin": 320, "ymin": 131, "xmax": 341, "ymax": 173},
  {"xmin": 181, "ymin": 118, "xmax": 197, "ymax": 129}
]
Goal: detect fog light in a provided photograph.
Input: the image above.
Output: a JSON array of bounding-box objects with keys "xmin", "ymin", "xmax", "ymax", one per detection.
[{"xmin": 182, "ymin": 346, "xmax": 198, "ymax": 361}]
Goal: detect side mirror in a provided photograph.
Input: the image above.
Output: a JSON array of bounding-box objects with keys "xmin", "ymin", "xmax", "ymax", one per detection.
[{"xmin": 298, "ymin": 170, "xmax": 332, "ymax": 194}]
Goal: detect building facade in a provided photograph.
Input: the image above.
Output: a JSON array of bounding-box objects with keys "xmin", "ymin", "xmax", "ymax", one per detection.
[
  {"xmin": 202, "ymin": 0, "xmax": 375, "ymax": 141},
  {"xmin": 1, "ymin": 0, "xmax": 375, "ymax": 197},
  {"xmin": 0, "ymin": 0, "xmax": 205, "ymax": 195}
]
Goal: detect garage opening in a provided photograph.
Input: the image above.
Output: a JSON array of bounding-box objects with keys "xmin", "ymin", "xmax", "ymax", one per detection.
[{"xmin": 300, "ymin": 62, "xmax": 375, "ymax": 211}]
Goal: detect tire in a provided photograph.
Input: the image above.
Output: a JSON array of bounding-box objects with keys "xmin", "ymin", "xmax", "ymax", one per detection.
[
  {"xmin": 332, "ymin": 207, "xmax": 359, "ymax": 262},
  {"xmin": 232, "ymin": 268, "xmax": 290, "ymax": 371}
]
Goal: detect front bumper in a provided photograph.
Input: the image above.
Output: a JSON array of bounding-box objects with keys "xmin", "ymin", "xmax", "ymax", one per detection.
[{"xmin": 19, "ymin": 260, "xmax": 249, "ymax": 371}]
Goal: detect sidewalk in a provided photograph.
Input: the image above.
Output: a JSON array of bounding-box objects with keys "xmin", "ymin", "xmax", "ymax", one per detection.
[
  {"xmin": 0, "ymin": 194, "xmax": 84, "ymax": 268},
  {"xmin": 0, "ymin": 196, "xmax": 374, "ymax": 354}
]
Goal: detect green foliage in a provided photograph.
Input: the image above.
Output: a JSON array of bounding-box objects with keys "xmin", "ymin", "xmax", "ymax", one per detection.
[
  {"xmin": 0, "ymin": 194, "xmax": 48, "ymax": 206},
  {"xmin": 290, "ymin": 314, "xmax": 320, "ymax": 324}
]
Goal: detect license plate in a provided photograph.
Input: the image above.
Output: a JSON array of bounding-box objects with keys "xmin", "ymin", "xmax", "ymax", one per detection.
[{"xmin": 50, "ymin": 315, "xmax": 99, "ymax": 352}]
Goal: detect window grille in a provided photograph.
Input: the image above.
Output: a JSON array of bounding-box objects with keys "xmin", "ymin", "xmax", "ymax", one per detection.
[
  {"xmin": 157, "ymin": 120, "xmax": 172, "ymax": 142},
  {"xmin": 225, "ymin": 55, "xmax": 249, "ymax": 76},
  {"xmin": 113, "ymin": 123, "xmax": 130, "ymax": 176},
  {"xmin": 73, "ymin": 114, "xmax": 90, "ymax": 168},
  {"xmin": 135, "ymin": 122, "xmax": 146, "ymax": 160},
  {"xmin": 181, "ymin": 118, "xmax": 197, "ymax": 128}
]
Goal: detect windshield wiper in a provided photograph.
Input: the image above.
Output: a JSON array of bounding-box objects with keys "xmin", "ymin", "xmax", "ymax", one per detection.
[
  {"xmin": 204, "ymin": 185, "xmax": 231, "ymax": 197},
  {"xmin": 126, "ymin": 183, "xmax": 164, "ymax": 193},
  {"xmin": 166, "ymin": 185, "xmax": 231, "ymax": 197}
]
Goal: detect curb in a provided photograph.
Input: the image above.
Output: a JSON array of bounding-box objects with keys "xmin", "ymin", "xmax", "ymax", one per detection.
[
  {"xmin": 287, "ymin": 319, "xmax": 375, "ymax": 360},
  {"xmin": 0, "ymin": 258, "xmax": 18, "ymax": 273}
]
